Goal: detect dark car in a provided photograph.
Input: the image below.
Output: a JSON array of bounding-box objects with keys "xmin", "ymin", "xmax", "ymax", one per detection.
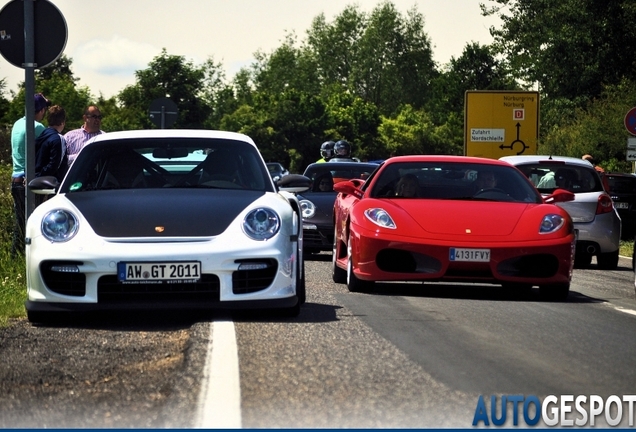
[
  {"xmin": 299, "ymin": 161, "xmax": 379, "ymax": 253},
  {"xmin": 266, "ymin": 162, "xmax": 289, "ymax": 182},
  {"xmin": 606, "ymin": 172, "xmax": 636, "ymax": 239}
]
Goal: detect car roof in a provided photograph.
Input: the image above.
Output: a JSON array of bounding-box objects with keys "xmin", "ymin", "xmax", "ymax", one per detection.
[
  {"xmin": 500, "ymin": 155, "xmax": 594, "ymax": 168},
  {"xmin": 383, "ymin": 155, "xmax": 515, "ymax": 168},
  {"xmin": 605, "ymin": 172, "xmax": 636, "ymax": 178},
  {"xmin": 86, "ymin": 129, "xmax": 256, "ymax": 147}
]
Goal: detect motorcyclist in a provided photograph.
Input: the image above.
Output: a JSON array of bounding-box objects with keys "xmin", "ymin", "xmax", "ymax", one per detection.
[
  {"xmin": 317, "ymin": 140, "xmax": 335, "ymax": 163},
  {"xmin": 329, "ymin": 140, "xmax": 357, "ymax": 162}
]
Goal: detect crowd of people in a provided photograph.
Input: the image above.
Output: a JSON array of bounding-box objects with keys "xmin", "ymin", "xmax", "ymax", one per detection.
[{"xmin": 10, "ymin": 93, "xmax": 105, "ymax": 257}]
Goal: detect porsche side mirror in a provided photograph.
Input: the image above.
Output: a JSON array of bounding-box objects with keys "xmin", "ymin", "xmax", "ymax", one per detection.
[
  {"xmin": 544, "ymin": 188, "xmax": 575, "ymax": 204},
  {"xmin": 277, "ymin": 174, "xmax": 311, "ymax": 193},
  {"xmin": 28, "ymin": 176, "xmax": 59, "ymax": 195}
]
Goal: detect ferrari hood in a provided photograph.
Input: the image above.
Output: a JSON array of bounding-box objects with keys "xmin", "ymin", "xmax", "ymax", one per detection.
[
  {"xmin": 390, "ymin": 199, "xmax": 528, "ymax": 236},
  {"xmin": 65, "ymin": 189, "xmax": 265, "ymax": 237}
]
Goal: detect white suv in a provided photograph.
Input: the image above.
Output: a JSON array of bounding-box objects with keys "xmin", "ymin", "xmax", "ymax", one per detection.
[{"xmin": 501, "ymin": 155, "xmax": 621, "ymax": 270}]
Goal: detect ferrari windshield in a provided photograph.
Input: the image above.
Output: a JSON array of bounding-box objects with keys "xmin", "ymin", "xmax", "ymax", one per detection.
[
  {"xmin": 370, "ymin": 161, "xmax": 543, "ymax": 203},
  {"xmin": 60, "ymin": 137, "xmax": 274, "ymax": 193}
]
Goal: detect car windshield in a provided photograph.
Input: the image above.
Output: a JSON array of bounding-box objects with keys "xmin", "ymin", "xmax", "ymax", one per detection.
[
  {"xmin": 60, "ymin": 137, "xmax": 274, "ymax": 193},
  {"xmin": 515, "ymin": 163, "xmax": 603, "ymax": 194},
  {"xmin": 267, "ymin": 163, "xmax": 283, "ymax": 174},
  {"xmin": 369, "ymin": 161, "xmax": 543, "ymax": 203},
  {"xmin": 304, "ymin": 165, "xmax": 376, "ymax": 192}
]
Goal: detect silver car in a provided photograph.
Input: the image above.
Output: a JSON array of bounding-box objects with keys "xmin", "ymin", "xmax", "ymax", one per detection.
[{"xmin": 501, "ymin": 155, "xmax": 621, "ymax": 270}]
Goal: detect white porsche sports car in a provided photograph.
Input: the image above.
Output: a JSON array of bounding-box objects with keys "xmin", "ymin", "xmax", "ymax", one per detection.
[{"xmin": 25, "ymin": 129, "xmax": 311, "ymax": 323}]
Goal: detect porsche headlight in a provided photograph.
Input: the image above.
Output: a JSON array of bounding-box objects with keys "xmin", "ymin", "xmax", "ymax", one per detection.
[
  {"xmin": 41, "ymin": 209, "xmax": 79, "ymax": 242},
  {"xmin": 540, "ymin": 214, "xmax": 565, "ymax": 234},
  {"xmin": 243, "ymin": 208, "xmax": 281, "ymax": 240},
  {"xmin": 299, "ymin": 199, "xmax": 316, "ymax": 219},
  {"xmin": 364, "ymin": 208, "xmax": 396, "ymax": 229}
]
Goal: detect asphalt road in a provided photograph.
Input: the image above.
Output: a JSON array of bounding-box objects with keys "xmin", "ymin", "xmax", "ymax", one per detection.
[{"xmin": 0, "ymin": 254, "xmax": 634, "ymax": 428}]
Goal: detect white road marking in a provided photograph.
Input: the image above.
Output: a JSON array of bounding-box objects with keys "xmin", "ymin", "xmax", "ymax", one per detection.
[
  {"xmin": 603, "ymin": 302, "xmax": 636, "ymax": 317},
  {"xmin": 196, "ymin": 320, "xmax": 242, "ymax": 428}
]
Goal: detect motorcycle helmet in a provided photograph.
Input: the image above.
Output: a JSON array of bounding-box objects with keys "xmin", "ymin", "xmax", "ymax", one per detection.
[
  {"xmin": 320, "ymin": 141, "xmax": 335, "ymax": 160},
  {"xmin": 333, "ymin": 140, "xmax": 351, "ymax": 157}
]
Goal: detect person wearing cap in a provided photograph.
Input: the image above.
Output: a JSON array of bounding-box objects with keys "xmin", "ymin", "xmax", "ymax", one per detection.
[
  {"xmin": 10, "ymin": 93, "xmax": 49, "ymax": 257},
  {"xmin": 64, "ymin": 105, "xmax": 106, "ymax": 168}
]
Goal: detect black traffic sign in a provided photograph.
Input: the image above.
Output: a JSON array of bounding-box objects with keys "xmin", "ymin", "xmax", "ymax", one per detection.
[
  {"xmin": 149, "ymin": 97, "xmax": 178, "ymax": 129},
  {"xmin": 0, "ymin": 0, "xmax": 67, "ymax": 68}
]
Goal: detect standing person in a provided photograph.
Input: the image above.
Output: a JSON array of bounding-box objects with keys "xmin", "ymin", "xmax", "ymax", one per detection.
[
  {"xmin": 64, "ymin": 105, "xmax": 105, "ymax": 167},
  {"xmin": 582, "ymin": 154, "xmax": 610, "ymax": 192},
  {"xmin": 10, "ymin": 93, "xmax": 50, "ymax": 257},
  {"xmin": 35, "ymin": 105, "xmax": 68, "ymax": 182}
]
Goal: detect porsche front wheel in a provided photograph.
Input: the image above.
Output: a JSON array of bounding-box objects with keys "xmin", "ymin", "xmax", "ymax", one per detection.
[
  {"xmin": 296, "ymin": 246, "xmax": 306, "ymax": 305},
  {"xmin": 346, "ymin": 234, "xmax": 374, "ymax": 293}
]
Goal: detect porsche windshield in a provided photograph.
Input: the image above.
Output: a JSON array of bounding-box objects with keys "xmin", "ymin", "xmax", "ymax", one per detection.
[
  {"xmin": 60, "ymin": 137, "xmax": 274, "ymax": 193},
  {"xmin": 370, "ymin": 162, "xmax": 543, "ymax": 203}
]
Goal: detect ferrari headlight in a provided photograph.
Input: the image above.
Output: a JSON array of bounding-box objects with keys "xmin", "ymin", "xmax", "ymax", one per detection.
[
  {"xmin": 540, "ymin": 214, "xmax": 565, "ymax": 234},
  {"xmin": 364, "ymin": 208, "xmax": 396, "ymax": 229},
  {"xmin": 299, "ymin": 199, "xmax": 316, "ymax": 219},
  {"xmin": 243, "ymin": 208, "xmax": 280, "ymax": 240},
  {"xmin": 41, "ymin": 209, "xmax": 79, "ymax": 242}
]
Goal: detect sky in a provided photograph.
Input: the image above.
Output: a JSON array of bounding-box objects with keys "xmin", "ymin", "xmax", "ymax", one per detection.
[{"xmin": 0, "ymin": 0, "xmax": 502, "ymax": 100}]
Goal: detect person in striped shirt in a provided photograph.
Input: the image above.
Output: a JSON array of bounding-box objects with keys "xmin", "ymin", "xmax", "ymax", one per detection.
[{"xmin": 64, "ymin": 105, "xmax": 106, "ymax": 168}]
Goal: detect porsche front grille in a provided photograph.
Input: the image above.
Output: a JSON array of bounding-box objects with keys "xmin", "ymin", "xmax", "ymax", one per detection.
[{"xmin": 98, "ymin": 274, "xmax": 220, "ymax": 303}]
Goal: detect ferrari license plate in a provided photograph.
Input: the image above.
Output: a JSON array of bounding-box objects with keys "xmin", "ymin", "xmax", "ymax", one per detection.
[
  {"xmin": 117, "ymin": 261, "xmax": 201, "ymax": 282},
  {"xmin": 449, "ymin": 248, "xmax": 490, "ymax": 262}
]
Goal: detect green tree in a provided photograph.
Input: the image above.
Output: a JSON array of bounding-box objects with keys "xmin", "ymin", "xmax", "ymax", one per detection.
[
  {"xmin": 428, "ymin": 42, "xmax": 518, "ymax": 124},
  {"xmin": 540, "ymin": 79, "xmax": 636, "ymax": 173},
  {"xmin": 307, "ymin": 2, "xmax": 437, "ymax": 116},
  {"xmin": 481, "ymin": 0, "xmax": 636, "ymax": 101},
  {"xmin": 117, "ymin": 49, "xmax": 210, "ymax": 129},
  {"xmin": 3, "ymin": 55, "xmax": 92, "ymax": 132}
]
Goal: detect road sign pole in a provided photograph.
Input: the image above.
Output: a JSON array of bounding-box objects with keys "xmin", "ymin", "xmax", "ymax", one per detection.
[{"xmin": 24, "ymin": 0, "xmax": 36, "ymax": 218}]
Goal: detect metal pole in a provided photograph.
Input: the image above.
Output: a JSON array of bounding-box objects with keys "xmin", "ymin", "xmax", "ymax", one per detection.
[{"xmin": 24, "ymin": 0, "xmax": 36, "ymax": 218}]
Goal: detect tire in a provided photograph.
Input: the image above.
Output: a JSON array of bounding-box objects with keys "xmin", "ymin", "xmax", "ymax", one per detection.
[
  {"xmin": 278, "ymin": 301, "xmax": 301, "ymax": 318},
  {"xmin": 296, "ymin": 247, "xmax": 306, "ymax": 305},
  {"xmin": 27, "ymin": 310, "xmax": 62, "ymax": 325},
  {"xmin": 332, "ymin": 226, "xmax": 347, "ymax": 284},
  {"xmin": 502, "ymin": 283, "xmax": 533, "ymax": 297},
  {"xmin": 596, "ymin": 250, "xmax": 619, "ymax": 270},
  {"xmin": 346, "ymin": 234, "xmax": 374, "ymax": 293},
  {"xmin": 539, "ymin": 283, "xmax": 570, "ymax": 301},
  {"xmin": 574, "ymin": 252, "xmax": 592, "ymax": 268}
]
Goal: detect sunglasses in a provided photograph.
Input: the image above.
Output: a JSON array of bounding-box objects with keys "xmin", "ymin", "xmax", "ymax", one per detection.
[{"xmin": 86, "ymin": 114, "xmax": 103, "ymax": 120}]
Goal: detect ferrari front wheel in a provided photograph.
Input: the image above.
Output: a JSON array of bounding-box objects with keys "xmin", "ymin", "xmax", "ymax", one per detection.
[
  {"xmin": 346, "ymin": 234, "xmax": 374, "ymax": 293},
  {"xmin": 332, "ymin": 226, "xmax": 347, "ymax": 283},
  {"xmin": 539, "ymin": 283, "xmax": 570, "ymax": 302}
]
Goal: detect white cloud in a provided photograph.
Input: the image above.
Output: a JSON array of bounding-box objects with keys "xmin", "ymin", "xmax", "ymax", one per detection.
[{"xmin": 72, "ymin": 35, "xmax": 159, "ymax": 77}]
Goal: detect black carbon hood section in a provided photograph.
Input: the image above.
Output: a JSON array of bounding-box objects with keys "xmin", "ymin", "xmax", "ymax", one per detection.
[{"xmin": 66, "ymin": 189, "xmax": 266, "ymax": 237}]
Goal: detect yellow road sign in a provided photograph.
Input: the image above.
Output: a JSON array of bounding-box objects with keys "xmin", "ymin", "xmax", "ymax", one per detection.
[{"xmin": 464, "ymin": 91, "xmax": 540, "ymax": 159}]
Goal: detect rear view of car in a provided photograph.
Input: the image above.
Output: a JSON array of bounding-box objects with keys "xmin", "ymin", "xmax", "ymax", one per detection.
[
  {"xmin": 501, "ymin": 155, "xmax": 621, "ymax": 269},
  {"xmin": 605, "ymin": 172, "xmax": 636, "ymax": 239}
]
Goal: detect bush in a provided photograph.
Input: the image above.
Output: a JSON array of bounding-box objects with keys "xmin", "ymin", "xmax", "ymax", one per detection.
[{"xmin": 0, "ymin": 132, "xmax": 27, "ymax": 325}]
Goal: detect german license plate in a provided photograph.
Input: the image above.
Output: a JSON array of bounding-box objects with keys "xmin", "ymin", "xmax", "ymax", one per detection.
[
  {"xmin": 449, "ymin": 248, "xmax": 490, "ymax": 262},
  {"xmin": 117, "ymin": 261, "xmax": 201, "ymax": 282},
  {"xmin": 614, "ymin": 202, "xmax": 629, "ymax": 209}
]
